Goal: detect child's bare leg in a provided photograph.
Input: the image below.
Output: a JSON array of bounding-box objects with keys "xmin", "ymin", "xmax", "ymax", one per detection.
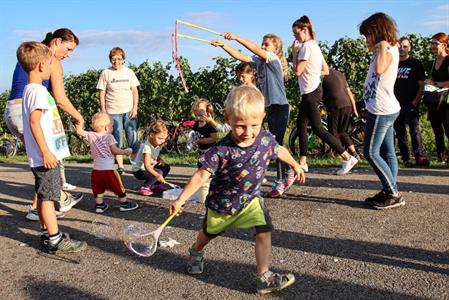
[
  {"xmin": 193, "ymin": 230, "xmax": 212, "ymax": 251},
  {"xmin": 96, "ymin": 194, "xmax": 105, "ymax": 205},
  {"xmin": 32, "ymin": 193, "xmax": 38, "ymax": 209},
  {"xmin": 38, "ymin": 200, "xmax": 58, "ymax": 235},
  {"xmin": 130, "ymin": 152, "xmax": 136, "ymax": 161},
  {"xmin": 116, "ymin": 154, "xmax": 124, "ymax": 168},
  {"xmin": 255, "ymin": 231, "xmax": 272, "ymax": 275}
]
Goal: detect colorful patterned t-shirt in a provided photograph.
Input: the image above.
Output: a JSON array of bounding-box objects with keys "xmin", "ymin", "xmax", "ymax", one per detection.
[{"xmin": 199, "ymin": 130, "xmax": 279, "ymax": 215}]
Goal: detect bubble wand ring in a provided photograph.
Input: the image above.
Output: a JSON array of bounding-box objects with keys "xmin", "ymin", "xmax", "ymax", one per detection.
[{"xmin": 124, "ymin": 208, "xmax": 181, "ymax": 257}]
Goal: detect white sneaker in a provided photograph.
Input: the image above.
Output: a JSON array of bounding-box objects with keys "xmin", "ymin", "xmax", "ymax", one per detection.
[
  {"xmin": 300, "ymin": 163, "xmax": 309, "ymax": 173},
  {"xmin": 25, "ymin": 205, "xmax": 65, "ymax": 221},
  {"xmin": 62, "ymin": 183, "xmax": 77, "ymax": 191},
  {"xmin": 25, "ymin": 205, "xmax": 40, "ymax": 221},
  {"xmin": 59, "ymin": 192, "xmax": 84, "ymax": 213},
  {"xmin": 336, "ymin": 156, "xmax": 358, "ymax": 175}
]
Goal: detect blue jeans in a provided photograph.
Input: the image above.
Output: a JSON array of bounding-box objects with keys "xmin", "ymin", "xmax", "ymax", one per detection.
[
  {"xmin": 111, "ymin": 112, "xmax": 139, "ymax": 152},
  {"xmin": 364, "ymin": 112, "xmax": 399, "ymax": 194}
]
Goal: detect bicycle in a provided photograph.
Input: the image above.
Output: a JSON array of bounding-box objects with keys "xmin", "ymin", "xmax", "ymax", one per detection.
[
  {"xmin": 165, "ymin": 120, "xmax": 197, "ymax": 155},
  {"xmin": 288, "ymin": 108, "xmax": 331, "ymax": 158},
  {"xmin": 66, "ymin": 117, "xmax": 90, "ymax": 155},
  {"xmin": 0, "ymin": 134, "xmax": 24, "ymax": 157},
  {"xmin": 288, "ymin": 108, "xmax": 366, "ymax": 158}
]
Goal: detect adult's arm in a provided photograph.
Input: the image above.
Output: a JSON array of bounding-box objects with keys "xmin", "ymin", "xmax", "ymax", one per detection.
[
  {"xmin": 374, "ymin": 41, "xmax": 393, "ymax": 75},
  {"xmin": 321, "ymin": 59, "xmax": 330, "ymax": 76},
  {"xmin": 99, "ymin": 90, "xmax": 107, "ymax": 113},
  {"xmin": 412, "ymin": 80, "xmax": 425, "ymax": 107},
  {"xmin": 211, "ymin": 40, "xmax": 251, "ymax": 63},
  {"xmin": 295, "ymin": 60, "xmax": 308, "ymax": 76},
  {"xmin": 129, "ymin": 86, "xmax": 139, "ymax": 119},
  {"xmin": 50, "ymin": 58, "xmax": 84, "ymax": 127},
  {"xmin": 345, "ymin": 87, "xmax": 359, "ymax": 117},
  {"xmin": 223, "ymin": 32, "xmax": 268, "ymax": 61}
]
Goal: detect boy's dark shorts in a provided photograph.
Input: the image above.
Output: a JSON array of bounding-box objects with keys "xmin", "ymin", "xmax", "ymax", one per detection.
[
  {"xmin": 31, "ymin": 166, "xmax": 62, "ymax": 202},
  {"xmin": 202, "ymin": 197, "xmax": 273, "ymax": 239}
]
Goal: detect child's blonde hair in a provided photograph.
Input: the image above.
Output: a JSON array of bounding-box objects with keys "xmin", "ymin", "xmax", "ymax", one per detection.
[
  {"xmin": 235, "ymin": 62, "xmax": 256, "ymax": 84},
  {"xmin": 148, "ymin": 119, "xmax": 168, "ymax": 136},
  {"xmin": 192, "ymin": 98, "xmax": 214, "ymax": 116},
  {"xmin": 263, "ymin": 34, "xmax": 288, "ymax": 80},
  {"xmin": 91, "ymin": 112, "xmax": 112, "ymax": 132},
  {"xmin": 225, "ymin": 85, "xmax": 265, "ymax": 119},
  {"xmin": 16, "ymin": 41, "xmax": 52, "ymax": 72}
]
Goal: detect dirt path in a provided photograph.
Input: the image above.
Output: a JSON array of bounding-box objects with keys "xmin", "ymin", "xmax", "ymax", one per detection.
[{"xmin": 1, "ymin": 162, "xmax": 448, "ymax": 299}]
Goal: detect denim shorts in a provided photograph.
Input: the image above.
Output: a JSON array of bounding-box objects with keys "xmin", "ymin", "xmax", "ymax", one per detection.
[
  {"xmin": 3, "ymin": 99, "xmax": 23, "ymax": 138},
  {"xmin": 31, "ymin": 165, "xmax": 62, "ymax": 202}
]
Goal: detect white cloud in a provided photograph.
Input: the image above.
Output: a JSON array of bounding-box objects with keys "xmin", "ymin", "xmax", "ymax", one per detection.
[
  {"xmin": 186, "ymin": 11, "xmax": 222, "ymax": 25},
  {"xmin": 422, "ymin": 4, "xmax": 449, "ymax": 30},
  {"xmin": 14, "ymin": 29, "xmax": 171, "ymax": 54},
  {"xmin": 177, "ymin": 11, "xmax": 224, "ymax": 36},
  {"xmin": 78, "ymin": 30, "xmax": 170, "ymax": 52}
]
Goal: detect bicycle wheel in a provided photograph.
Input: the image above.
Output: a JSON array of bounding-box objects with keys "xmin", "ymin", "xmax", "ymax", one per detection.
[
  {"xmin": 176, "ymin": 127, "xmax": 197, "ymax": 155},
  {"xmin": 288, "ymin": 127, "xmax": 329, "ymax": 158},
  {"xmin": 70, "ymin": 136, "xmax": 90, "ymax": 155},
  {"xmin": 164, "ymin": 125, "xmax": 177, "ymax": 153},
  {"xmin": 0, "ymin": 138, "xmax": 17, "ymax": 158},
  {"xmin": 350, "ymin": 127, "xmax": 365, "ymax": 157}
]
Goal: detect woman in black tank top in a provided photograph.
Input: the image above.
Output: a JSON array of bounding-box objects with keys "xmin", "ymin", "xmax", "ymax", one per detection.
[{"xmin": 425, "ymin": 32, "xmax": 449, "ymax": 163}]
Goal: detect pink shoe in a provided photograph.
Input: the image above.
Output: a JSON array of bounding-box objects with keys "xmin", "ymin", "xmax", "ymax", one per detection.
[
  {"xmin": 284, "ymin": 169, "xmax": 296, "ymax": 192},
  {"xmin": 151, "ymin": 184, "xmax": 169, "ymax": 193},
  {"xmin": 266, "ymin": 180, "xmax": 285, "ymax": 198},
  {"xmin": 139, "ymin": 186, "xmax": 153, "ymax": 196}
]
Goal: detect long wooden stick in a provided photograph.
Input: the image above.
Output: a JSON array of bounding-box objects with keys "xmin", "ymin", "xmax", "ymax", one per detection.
[
  {"xmin": 176, "ymin": 20, "xmax": 222, "ymax": 36},
  {"xmin": 177, "ymin": 33, "xmax": 212, "ymax": 44},
  {"xmin": 177, "ymin": 34, "xmax": 223, "ymax": 46}
]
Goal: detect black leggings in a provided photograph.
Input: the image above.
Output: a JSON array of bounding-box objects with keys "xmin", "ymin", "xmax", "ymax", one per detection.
[
  {"xmin": 266, "ymin": 104, "xmax": 290, "ymax": 179},
  {"xmin": 428, "ymin": 103, "xmax": 449, "ymax": 155},
  {"xmin": 327, "ymin": 106, "xmax": 354, "ymax": 148},
  {"xmin": 133, "ymin": 164, "xmax": 171, "ymax": 187},
  {"xmin": 297, "ymin": 85, "xmax": 345, "ymax": 156}
]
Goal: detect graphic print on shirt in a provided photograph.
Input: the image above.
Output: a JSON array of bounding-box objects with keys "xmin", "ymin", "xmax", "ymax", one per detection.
[
  {"xmin": 397, "ymin": 67, "xmax": 411, "ymax": 79},
  {"xmin": 48, "ymin": 93, "xmax": 69, "ymax": 155}
]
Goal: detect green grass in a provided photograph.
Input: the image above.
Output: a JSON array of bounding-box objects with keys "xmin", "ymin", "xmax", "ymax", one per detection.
[{"xmin": 1, "ymin": 150, "xmax": 447, "ymax": 169}]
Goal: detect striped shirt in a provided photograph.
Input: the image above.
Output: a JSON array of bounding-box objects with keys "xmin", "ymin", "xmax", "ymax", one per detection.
[{"xmin": 85, "ymin": 131, "xmax": 117, "ymax": 170}]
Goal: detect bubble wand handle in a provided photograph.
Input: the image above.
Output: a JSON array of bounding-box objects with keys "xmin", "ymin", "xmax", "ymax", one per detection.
[{"xmin": 176, "ymin": 20, "xmax": 223, "ymax": 36}]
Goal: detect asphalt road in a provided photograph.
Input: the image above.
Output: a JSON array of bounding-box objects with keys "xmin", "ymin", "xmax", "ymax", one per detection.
[{"xmin": 1, "ymin": 162, "xmax": 448, "ymax": 300}]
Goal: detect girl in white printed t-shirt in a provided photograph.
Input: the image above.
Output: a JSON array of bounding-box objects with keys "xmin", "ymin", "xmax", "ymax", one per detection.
[{"xmin": 359, "ymin": 12, "xmax": 404, "ymax": 210}]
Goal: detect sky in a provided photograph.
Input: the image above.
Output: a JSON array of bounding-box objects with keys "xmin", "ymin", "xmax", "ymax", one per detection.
[{"xmin": 1, "ymin": 0, "xmax": 448, "ymax": 93}]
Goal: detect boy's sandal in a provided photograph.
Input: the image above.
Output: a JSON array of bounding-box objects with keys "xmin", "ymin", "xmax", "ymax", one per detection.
[{"xmin": 186, "ymin": 246, "xmax": 204, "ymax": 275}]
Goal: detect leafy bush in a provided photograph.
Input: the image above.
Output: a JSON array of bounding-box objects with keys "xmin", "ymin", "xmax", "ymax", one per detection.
[{"xmin": 1, "ymin": 34, "xmax": 443, "ymax": 159}]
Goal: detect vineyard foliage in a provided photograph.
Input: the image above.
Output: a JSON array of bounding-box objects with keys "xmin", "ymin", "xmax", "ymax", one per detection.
[{"xmin": 0, "ymin": 35, "xmax": 436, "ymax": 151}]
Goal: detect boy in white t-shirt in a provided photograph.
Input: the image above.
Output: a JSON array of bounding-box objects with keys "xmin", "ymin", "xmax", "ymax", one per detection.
[
  {"xmin": 75, "ymin": 112, "xmax": 138, "ymax": 213},
  {"xmin": 18, "ymin": 41, "xmax": 86, "ymax": 254}
]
